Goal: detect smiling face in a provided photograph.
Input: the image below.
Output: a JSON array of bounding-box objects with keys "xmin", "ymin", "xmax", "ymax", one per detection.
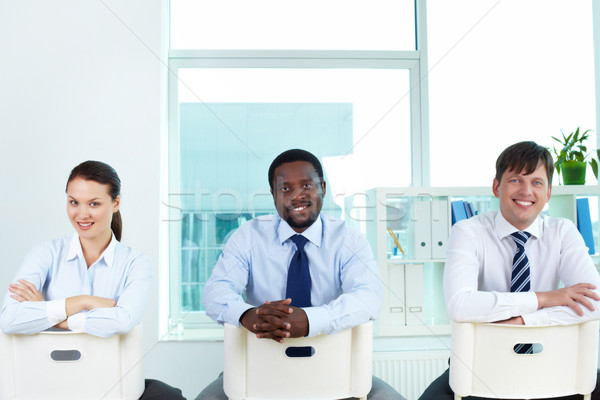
[
  {"xmin": 493, "ymin": 161, "xmax": 552, "ymax": 231},
  {"xmin": 66, "ymin": 178, "xmax": 120, "ymax": 245},
  {"xmin": 271, "ymin": 161, "xmax": 326, "ymax": 233}
]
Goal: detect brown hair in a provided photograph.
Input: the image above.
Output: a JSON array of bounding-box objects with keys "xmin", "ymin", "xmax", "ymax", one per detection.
[
  {"xmin": 66, "ymin": 161, "xmax": 122, "ymax": 241},
  {"xmin": 495, "ymin": 141, "xmax": 554, "ymax": 184}
]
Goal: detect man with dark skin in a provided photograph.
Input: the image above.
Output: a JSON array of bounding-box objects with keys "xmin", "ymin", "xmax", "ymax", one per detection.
[
  {"xmin": 197, "ymin": 149, "xmax": 405, "ymax": 400},
  {"xmin": 240, "ymin": 159, "xmax": 320, "ymax": 341}
]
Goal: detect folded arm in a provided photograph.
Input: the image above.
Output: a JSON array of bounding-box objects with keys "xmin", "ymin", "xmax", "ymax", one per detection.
[{"xmin": 445, "ymin": 221, "xmax": 600, "ymax": 325}]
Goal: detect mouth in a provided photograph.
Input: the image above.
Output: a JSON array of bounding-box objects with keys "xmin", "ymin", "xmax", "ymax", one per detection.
[
  {"xmin": 288, "ymin": 203, "xmax": 311, "ymax": 213},
  {"xmin": 77, "ymin": 222, "xmax": 94, "ymax": 229},
  {"xmin": 514, "ymin": 200, "xmax": 533, "ymax": 207}
]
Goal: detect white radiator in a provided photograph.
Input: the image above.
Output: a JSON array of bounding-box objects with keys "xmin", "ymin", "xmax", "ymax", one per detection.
[{"xmin": 373, "ymin": 350, "xmax": 450, "ymax": 400}]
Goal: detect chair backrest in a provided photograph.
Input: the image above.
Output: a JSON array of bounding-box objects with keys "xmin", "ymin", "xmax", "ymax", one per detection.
[
  {"xmin": 0, "ymin": 326, "xmax": 145, "ymax": 400},
  {"xmin": 449, "ymin": 320, "xmax": 599, "ymax": 399},
  {"xmin": 224, "ymin": 321, "xmax": 373, "ymax": 400}
]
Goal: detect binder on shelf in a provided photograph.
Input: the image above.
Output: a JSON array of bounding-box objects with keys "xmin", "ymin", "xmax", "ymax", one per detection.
[
  {"xmin": 405, "ymin": 263, "xmax": 424, "ymax": 325},
  {"xmin": 576, "ymin": 198, "xmax": 595, "ymax": 255},
  {"xmin": 431, "ymin": 199, "xmax": 449, "ymax": 259},
  {"xmin": 387, "ymin": 263, "xmax": 406, "ymax": 327},
  {"xmin": 451, "ymin": 200, "xmax": 468, "ymax": 225},
  {"xmin": 464, "ymin": 201, "xmax": 475, "ymax": 218},
  {"xmin": 410, "ymin": 201, "xmax": 432, "ymax": 259}
]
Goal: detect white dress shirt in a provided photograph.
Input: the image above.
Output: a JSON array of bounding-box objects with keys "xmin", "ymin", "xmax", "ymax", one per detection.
[
  {"xmin": 0, "ymin": 234, "xmax": 153, "ymax": 337},
  {"xmin": 203, "ymin": 214, "xmax": 383, "ymax": 337},
  {"xmin": 444, "ymin": 210, "xmax": 600, "ymax": 325}
]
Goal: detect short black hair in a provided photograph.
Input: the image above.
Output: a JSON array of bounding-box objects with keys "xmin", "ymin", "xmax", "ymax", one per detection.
[
  {"xmin": 495, "ymin": 141, "xmax": 554, "ymax": 184},
  {"xmin": 268, "ymin": 149, "xmax": 324, "ymax": 190}
]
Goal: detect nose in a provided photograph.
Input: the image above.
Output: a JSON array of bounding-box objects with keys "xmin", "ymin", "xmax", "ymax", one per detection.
[
  {"xmin": 520, "ymin": 181, "xmax": 535, "ymax": 196},
  {"xmin": 78, "ymin": 205, "xmax": 90, "ymax": 219},
  {"xmin": 291, "ymin": 186, "xmax": 307, "ymax": 200}
]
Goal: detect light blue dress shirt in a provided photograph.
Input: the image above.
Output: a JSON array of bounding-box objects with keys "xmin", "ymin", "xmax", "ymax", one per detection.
[
  {"xmin": 0, "ymin": 234, "xmax": 153, "ymax": 337},
  {"xmin": 203, "ymin": 214, "xmax": 383, "ymax": 336}
]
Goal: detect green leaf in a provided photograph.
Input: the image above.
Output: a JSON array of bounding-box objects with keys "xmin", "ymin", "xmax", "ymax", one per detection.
[{"xmin": 591, "ymin": 159, "xmax": 599, "ymax": 180}]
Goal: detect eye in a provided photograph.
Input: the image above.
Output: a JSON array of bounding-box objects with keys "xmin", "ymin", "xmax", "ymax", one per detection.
[
  {"xmin": 303, "ymin": 183, "xmax": 313, "ymax": 189},
  {"xmin": 533, "ymin": 181, "xmax": 543, "ymax": 186},
  {"xmin": 280, "ymin": 186, "xmax": 289, "ymax": 192},
  {"xmin": 90, "ymin": 202, "xmax": 100, "ymax": 207},
  {"xmin": 70, "ymin": 200, "xmax": 78, "ymax": 206},
  {"xmin": 510, "ymin": 178, "xmax": 519, "ymax": 183}
]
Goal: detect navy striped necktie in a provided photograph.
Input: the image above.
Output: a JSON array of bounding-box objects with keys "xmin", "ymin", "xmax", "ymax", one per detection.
[
  {"xmin": 511, "ymin": 231, "xmax": 532, "ymax": 293},
  {"xmin": 285, "ymin": 235, "xmax": 311, "ymax": 307},
  {"xmin": 511, "ymin": 231, "xmax": 532, "ymax": 354}
]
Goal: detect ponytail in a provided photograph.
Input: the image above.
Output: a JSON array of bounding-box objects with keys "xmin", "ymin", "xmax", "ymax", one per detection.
[{"xmin": 112, "ymin": 210, "xmax": 122, "ymax": 242}]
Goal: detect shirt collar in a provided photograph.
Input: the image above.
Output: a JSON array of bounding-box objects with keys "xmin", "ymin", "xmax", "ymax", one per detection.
[
  {"xmin": 66, "ymin": 233, "xmax": 118, "ymax": 267},
  {"xmin": 276, "ymin": 215, "xmax": 323, "ymax": 247},
  {"xmin": 494, "ymin": 211, "xmax": 541, "ymax": 240}
]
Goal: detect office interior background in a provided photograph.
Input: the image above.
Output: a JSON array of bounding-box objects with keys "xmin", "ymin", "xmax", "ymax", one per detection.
[{"xmin": 1, "ymin": 1, "xmax": 600, "ymax": 398}]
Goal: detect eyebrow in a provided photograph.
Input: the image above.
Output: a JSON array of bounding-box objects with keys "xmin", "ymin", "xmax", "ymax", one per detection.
[
  {"xmin": 277, "ymin": 178, "xmax": 316, "ymax": 186},
  {"xmin": 68, "ymin": 196, "xmax": 102, "ymax": 201}
]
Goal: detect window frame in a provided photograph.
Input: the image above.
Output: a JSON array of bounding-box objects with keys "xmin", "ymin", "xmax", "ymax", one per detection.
[{"xmin": 165, "ymin": 1, "xmax": 432, "ymax": 337}]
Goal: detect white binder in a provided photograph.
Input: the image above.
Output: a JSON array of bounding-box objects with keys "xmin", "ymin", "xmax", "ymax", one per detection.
[
  {"xmin": 405, "ymin": 263, "xmax": 425, "ymax": 325},
  {"xmin": 387, "ymin": 263, "xmax": 406, "ymax": 326},
  {"xmin": 410, "ymin": 200, "xmax": 432, "ymax": 259},
  {"xmin": 431, "ymin": 199, "xmax": 449, "ymax": 259}
]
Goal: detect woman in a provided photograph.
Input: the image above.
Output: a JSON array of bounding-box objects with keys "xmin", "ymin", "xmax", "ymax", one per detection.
[{"xmin": 0, "ymin": 160, "xmax": 185, "ymax": 399}]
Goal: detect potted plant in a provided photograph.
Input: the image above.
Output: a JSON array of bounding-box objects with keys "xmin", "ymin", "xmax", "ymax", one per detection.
[{"xmin": 551, "ymin": 127, "xmax": 599, "ymax": 185}]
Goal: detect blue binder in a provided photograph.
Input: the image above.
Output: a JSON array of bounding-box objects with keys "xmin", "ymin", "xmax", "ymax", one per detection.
[
  {"xmin": 451, "ymin": 200, "xmax": 468, "ymax": 225},
  {"xmin": 576, "ymin": 198, "xmax": 595, "ymax": 255}
]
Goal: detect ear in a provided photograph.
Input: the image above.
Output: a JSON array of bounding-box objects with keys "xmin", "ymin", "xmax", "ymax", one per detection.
[
  {"xmin": 321, "ymin": 181, "xmax": 326, "ymax": 197},
  {"xmin": 113, "ymin": 195, "xmax": 121, "ymax": 213},
  {"xmin": 492, "ymin": 178, "xmax": 500, "ymax": 198},
  {"xmin": 546, "ymin": 184, "xmax": 552, "ymax": 202}
]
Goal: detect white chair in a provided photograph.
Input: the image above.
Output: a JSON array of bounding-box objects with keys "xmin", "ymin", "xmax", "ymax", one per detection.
[
  {"xmin": 0, "ymin": 326, "xmax": 145, "ymax": 400},
  {"xmin": 224, "ymin": 321, "xmax": 373, "ymax": 400},
  {"xmin": 449, "ymin": 320, "xmax": 599, "ymax": 400}
]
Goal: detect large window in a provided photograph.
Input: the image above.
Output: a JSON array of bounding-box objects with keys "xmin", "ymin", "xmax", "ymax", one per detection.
[
  {"xmin": 166, "ymin": 0, "xmax": 600, "ymax": 337},
  {"xmin": 167, "ymin": 1, "xmax": 427, "ymax": 335},
  {"xmin": 428, "ymin": 0, "xmax": 597, "ymax": 186}
]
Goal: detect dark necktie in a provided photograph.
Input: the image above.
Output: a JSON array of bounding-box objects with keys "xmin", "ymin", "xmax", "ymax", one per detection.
[
  {"xmin": 285, "ymin": 235, "xmax": 311, "ymax": 307},
  {"xmin": 511, "ymin": 231, "xmax": 532, "ymax": 293},
  {"xmin": 511, "ymin": 231, "xmax": 533, "ymax": 354}
]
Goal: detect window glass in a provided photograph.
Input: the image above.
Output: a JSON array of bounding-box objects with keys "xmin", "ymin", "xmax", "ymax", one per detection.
[
  {"xmin": 428, "ymin": 0, "xmax": 596, "ymax": 186},
  {"xmin": 172, "ymin": 67, "xmax": 413, "ymax": 313},
  {"xmin": 170, "ymin": 0, "xmax": 416, "ymax": 50}
]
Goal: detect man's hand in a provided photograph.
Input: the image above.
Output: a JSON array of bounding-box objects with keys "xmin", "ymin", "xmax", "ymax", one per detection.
[
  {"xmin": 536, "ymin": 283, "xmax": 600, "ymax": 316},
  {"xmin": 495, "ymin": 316, "xmax": 524, "ymax": 325},
  {"xmin": 53, "ymin": 320, "xmax": 69, "ymax": 330},
  {"xmin": 9, "ymin": 280, "xmax": 44, "ymax": 302},
  {"xmin": 240, "ymin": 299, "xmax": 309, "ymax": 342}
]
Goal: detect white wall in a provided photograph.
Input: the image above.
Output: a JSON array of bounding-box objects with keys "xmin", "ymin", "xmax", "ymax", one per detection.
[{"xmin": 0, "ymin": 2, "xmax": 219, "ymax": 398}]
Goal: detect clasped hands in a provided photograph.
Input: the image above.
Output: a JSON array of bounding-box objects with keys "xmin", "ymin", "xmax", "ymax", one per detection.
[{"xmin": 240, "ymin": 298, "xmax": 309, "ymax": 343}]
